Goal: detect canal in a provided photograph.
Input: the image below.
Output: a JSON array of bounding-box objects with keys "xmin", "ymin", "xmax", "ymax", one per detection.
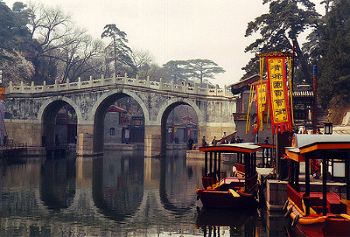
[{"xmin": 0, "ymin": 149, "xmax": 288, "ymax": 236}]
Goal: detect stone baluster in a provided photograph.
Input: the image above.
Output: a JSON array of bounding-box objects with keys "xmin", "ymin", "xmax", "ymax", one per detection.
[
  {"xmin": 194, "ymin": 83, "xmax": 198, "ymax": 94},
  {"xmin": 171, "ymin": 79, "xmax": 174, "ymax": 91},
  {"xmin": 78, "ymin": 77, "xmax": 81, "ymax": 89},
  {"xmin": 112, "ymin": 72, "xmax": 116, "ymax": 84},
  {"xmin": 9, "ymin": 81, "xmax": 12, "ymax": 93},
  {"xmin": 31, "ymin": 81, "xmax": 34, "ymax": 93},
  {"xmin": 101, "ymin": 74, "xmax": 105, "ymax": 86},
  {"xmin": 90, "ymin": 76, "xmax": 93, "ymax": 87},
  {"xmin": 216, "ymin": 84, "xmax": 219, "ymax": 96},
  {"xmin": 124, "ymin": 73, "xmax": 127, "ymax": 84},
  {"xmin": 43, "ymin": 81, "xmax": 46, "ymax": 92},
  {"xmin": 20, "ymin": 81, "xmax": 24, "ymax": 93},
  {"xmin": 159, "ymin": 78, "xmax": 163, "ymax": 90},
  {"xmin": 182, "ymin": 80, "xmax": 187, "ymax": 93},
  {"xmin": 67, "ymin": 78, "xmax": 70, "ymax": 89},
  {"xmin": 54, "ymin": 79, "xmax": 58, "ymax": 91},
  {"xmin": 147, "ymin": 76, "xmax": 150, "ymax": 87}
]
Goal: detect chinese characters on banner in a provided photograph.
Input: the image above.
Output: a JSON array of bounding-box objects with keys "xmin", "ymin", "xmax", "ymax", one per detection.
[
  {"xmin": 252, "ymin": 83, "xmax": 268, "ymax": 134},
  {"xmin": 266, "ymin": 57, "xmax": 292, "ymax": 134}
]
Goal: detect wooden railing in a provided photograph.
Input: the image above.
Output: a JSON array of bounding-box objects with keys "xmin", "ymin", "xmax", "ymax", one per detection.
[{"xmin": 287, "ymin": 184, "xmax": 304, "ymax": 213}]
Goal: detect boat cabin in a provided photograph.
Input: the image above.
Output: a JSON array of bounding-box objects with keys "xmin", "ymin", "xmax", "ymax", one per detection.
[
  {"xmin": 284, "ymin": 134, "xmax": 350, "ymax": 236},
  {"xmin": 196, "ymin": 143, "xmax": 261, "ymax": 209},
  {"xmin": 200, "ymin": 143, "xmax": 260, "ymax": 190}
]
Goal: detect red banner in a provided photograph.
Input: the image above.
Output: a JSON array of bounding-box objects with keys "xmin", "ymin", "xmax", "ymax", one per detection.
[{"xmin": 266, "ymin": 57, "xmax": 292, "ymax": 134}]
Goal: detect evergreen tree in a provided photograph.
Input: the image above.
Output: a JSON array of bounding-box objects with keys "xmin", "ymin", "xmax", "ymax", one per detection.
[
  {"xmin": 186, "ymin": 59, "xmax": 225, "ymax": 84},
  {"xmin": 101, "ymin": 24, "xmax": 136, "ymax": 77},
  {"xmin": 243, "ymin": 0, "xmax": 319, "ymax": 84},
  {"xmin": 318, "ymin": 0, "xmax": 350, "ymax": 109},
  {"xmin": 162, "ymin": 60, "xmax": 190, "ymax": 84}
]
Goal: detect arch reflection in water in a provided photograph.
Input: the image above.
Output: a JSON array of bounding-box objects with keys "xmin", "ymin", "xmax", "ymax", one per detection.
[
  {"xmin": 92, "ymin": 150, "xmax": 144, "ymax": 222},
  {"xmin": 160, "ymin": 149, "xmax": 199, "ymax": 215},
  {"xmin": 40, "ymin": 158, "xmax": 76, "ymax": 210}
]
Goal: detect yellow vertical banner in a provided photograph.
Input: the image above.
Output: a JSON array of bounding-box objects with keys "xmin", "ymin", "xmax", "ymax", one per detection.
[
  {"xmin": 266, "ymin": 57, "xmax": 292, "ymax": 134},
  {"xmin": 255, "ymin": 83, "xmax": 268, "ymax": 132}
]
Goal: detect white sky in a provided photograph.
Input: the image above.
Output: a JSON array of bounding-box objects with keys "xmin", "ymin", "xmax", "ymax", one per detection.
[{"xmin": 4, "ymin": 0, "xmax": 325, "ymax": 87}]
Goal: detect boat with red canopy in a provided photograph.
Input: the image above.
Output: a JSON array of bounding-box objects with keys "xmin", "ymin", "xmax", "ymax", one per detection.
[
  {"xmin": 284, "ymin": 134, "xmax": 350, "ymax": 236},
  {"xmin": 196, "ymin": 143, "xmax": 261, "ymax": 209}
]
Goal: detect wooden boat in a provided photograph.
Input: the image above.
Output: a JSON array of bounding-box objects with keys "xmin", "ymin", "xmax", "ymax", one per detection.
[
  {"xmin": 284, "ymin": 134, "xmax": 350, "ymax": 236},
  {"xmin": 196, "ymin": 143, "xmax": 260, "ymax": 209}
]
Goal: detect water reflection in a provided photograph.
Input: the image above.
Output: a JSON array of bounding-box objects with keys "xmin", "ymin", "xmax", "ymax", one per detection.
[
  {"xmin": 196, "ymin": 207, "xmax": 260, "ymax": 236},
  {"xmin": 40, "ymin": 158, "xmax": 76, "ymax": 210},
  {"xmin": 0, "ymin": 150, "xmax": 278, "ymax": 236},
  {"xmin": 92, "ymin": 150, "xmax": 144, "ymax": 222},
  {"xmin": 160, "ymin": 150, "xmax": 198, "ymax": 215}
]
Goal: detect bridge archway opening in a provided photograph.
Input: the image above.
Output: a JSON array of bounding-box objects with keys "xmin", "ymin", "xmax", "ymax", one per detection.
[
  {"xmin": 161, "ymin": 103, "xmax": 198, "ymax": 156},
  {"xmin": 94, "ymin": 93, "xmax": 145, "ymax": 153},
  {"xmin": 42, "ymin": 100, "xmax": 77, "ymax": 148}
]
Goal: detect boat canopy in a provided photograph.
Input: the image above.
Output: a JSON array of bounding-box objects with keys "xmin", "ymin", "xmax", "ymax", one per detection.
[
  {"xmin": 292, "ymin": 134, "xmax": 350, "ymax": 148},
  {"xmin": 286, "ymin": 134, "xmax": 350, "ymax": 162},
  {"xmin": 199, "ymin": 143, "xmax": 261, "ymax": 154}
]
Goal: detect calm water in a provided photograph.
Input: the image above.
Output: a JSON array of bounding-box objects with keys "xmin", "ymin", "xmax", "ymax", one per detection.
[{"xmin": 0, "ymin": 149, "xmax": 287, "ymax": 237}]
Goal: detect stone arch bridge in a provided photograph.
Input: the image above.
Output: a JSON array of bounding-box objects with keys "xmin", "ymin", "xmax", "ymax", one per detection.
[{"xmin": 4, "ymin": 74, "xmax": 237, "ymax": 156}]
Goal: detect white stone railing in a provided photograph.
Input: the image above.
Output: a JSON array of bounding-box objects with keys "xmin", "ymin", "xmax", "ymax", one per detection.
[{"xmin": 7, "ymin": 73, "xmax": 233, "ymax": 97}]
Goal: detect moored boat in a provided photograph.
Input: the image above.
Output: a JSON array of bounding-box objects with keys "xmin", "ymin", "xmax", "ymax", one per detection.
[
  {"xmin": 284, "ymin": 134, "xmax": 350, "ymax": 236},
  {"xmin": 196, "ymin": 143, "xmax": 260, "ymax": 209}
]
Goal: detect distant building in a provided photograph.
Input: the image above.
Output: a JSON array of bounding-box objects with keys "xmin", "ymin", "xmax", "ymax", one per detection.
[
  {"xmin": 56, "ymin": 105, "xmax": 77, "ymax": 145},
  {"xmin": 292, "ymin": 80, "xmax": 315, "ymax": 132},
  {"xmin": 104, "ymin": 105, "xmax": 144, "ymax": 144},
  {"xmin": 104, "ymin": 105, "xmax": 127, "ymax": 144},
  {"xmin": 166, "ymin": 114, "xmax": 198, "ymax": 144}
]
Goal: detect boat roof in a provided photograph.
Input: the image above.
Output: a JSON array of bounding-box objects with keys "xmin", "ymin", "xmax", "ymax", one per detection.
[
  {"xmin": 199, "ymin": 143, "xmax": 261, "ymax": 154},
  {"xmin": 286, "ymin": 134, "xmax": 350, "ymax": 162},
  {"xmin": 292, "ymin": 134, "xmax": 350, "ymax": 147}
]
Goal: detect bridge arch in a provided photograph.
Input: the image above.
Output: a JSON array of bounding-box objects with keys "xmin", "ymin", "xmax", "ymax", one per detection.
[
  {"xmin": 90, "ymin": 89, "xmax": 149, "ymax": 124},
  {"xmin": 91, "ymin": 89, "xmax": 149, "ymax": 153},
  {"xmin": 39, "ymin": 96, "xmax": 82, "ymax": 147},
  {"xmin": 156, "ymin": 98, "xmax": 202, "ymax": 125},
  {"xmin": 157, "ymin": 98, "xmax": 202, "ymax": 156}
]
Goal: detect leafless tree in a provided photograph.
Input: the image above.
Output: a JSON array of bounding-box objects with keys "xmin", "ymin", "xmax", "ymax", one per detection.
[{"xmin": 27, "ymin": 2, "xmax": 104, "ymax": 83}]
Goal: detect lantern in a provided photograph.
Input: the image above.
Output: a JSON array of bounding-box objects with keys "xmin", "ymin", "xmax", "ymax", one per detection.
[{"xmin": 324, "ymin": 122, "xmax": 333, "ymax": 135}]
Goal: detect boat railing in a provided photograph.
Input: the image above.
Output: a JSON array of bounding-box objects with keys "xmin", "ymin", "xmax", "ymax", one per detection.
[
  {"xmin": 287, "ymin": 184, "xmax": 304, "ymax": 213},
  {"xmin": 219, "ymin": 171, "xmax": 226, "ymax": 180},
  {"xmin": 245, "ymin": 173, "xmax": 258, "ymax": 192},
  {"xmin": 202, "ymin": 171, "xmax": 227, "ymax": 189},
  {"xmin": 235, "ymin": 163, "xmax": 245, "ymax": 176},
  {"xmin": 202, "ymin": 176, "xmax": 216, "ymax": 189}
]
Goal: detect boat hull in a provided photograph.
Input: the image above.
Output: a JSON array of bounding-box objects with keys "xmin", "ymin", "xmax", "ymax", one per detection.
[{"xmin": 286, "ymin": 203, "xmax": 350, "ymax": 237}]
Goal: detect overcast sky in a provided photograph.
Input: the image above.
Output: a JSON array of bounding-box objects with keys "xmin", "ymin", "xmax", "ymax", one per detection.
[{"xmin": 4, "ymin": 0, "xmax": 325, "ymax": 86}]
